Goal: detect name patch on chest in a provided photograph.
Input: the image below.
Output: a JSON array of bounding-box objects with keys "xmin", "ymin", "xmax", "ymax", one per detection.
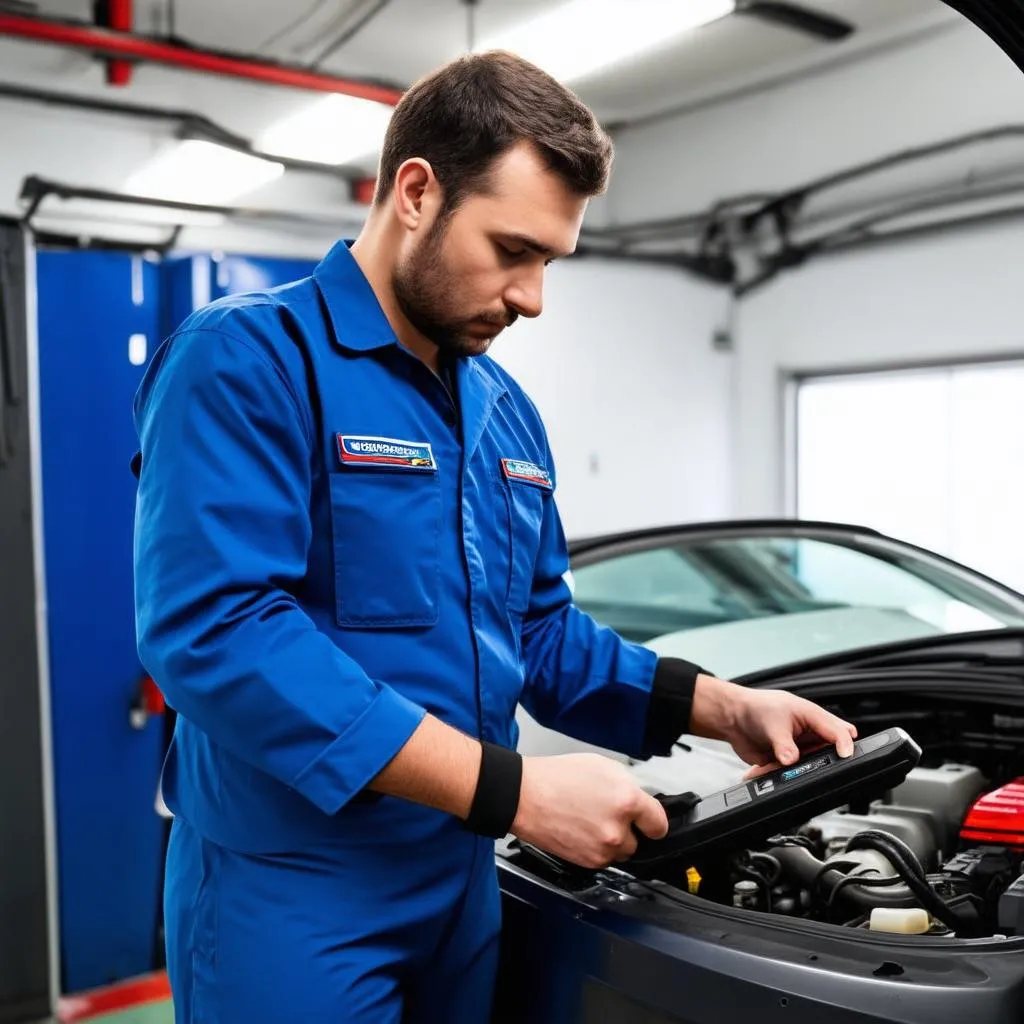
[
  {"xmin": 337, "ymin": 435, "xmax": 437, "ymax": 471},
  {"xmin": 501, "ymin": 458, "xmax": 553, "ymax": 489}
]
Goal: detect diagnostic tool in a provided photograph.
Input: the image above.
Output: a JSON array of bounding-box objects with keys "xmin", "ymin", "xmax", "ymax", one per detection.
[{"xmin": 627, "ymin": 728, "xmax": 922, "ymax": 874}]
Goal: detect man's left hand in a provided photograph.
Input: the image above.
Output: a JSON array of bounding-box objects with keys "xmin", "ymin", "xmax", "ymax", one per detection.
[{"xmin": 689, "ymin": 674, "xmax": 857, "ymax": 777}]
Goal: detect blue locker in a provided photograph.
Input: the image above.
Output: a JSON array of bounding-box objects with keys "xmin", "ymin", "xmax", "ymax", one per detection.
[
  {"xmin": 37, "ymin": 247, "xmax": 319, "ymax": 994},
  {"xmin": 36, "ymin": 249, "xmax": 166, "ymax": 993},
  {"xmin": 161, "ymin": 252, "xmax": 318, "ymax": 337}
]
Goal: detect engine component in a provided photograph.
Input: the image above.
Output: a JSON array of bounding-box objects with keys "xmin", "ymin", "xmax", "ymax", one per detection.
[
  {"xmin": 934, "ymin": 847, "xmax": 1021, "ymax": 932},
  {"xmin": 997, "ymin": 874, "xmax": 1024, "ymax": 934},
  {"xmin": 961, "ymin": 778, "xmax": 1024, "ymax": 848},
  {"xmin": 769, "ymin": 838, "xmax": 916, "ymax": 919},
  {"xmin": 891, "ymin": 764, "xmax": 986, "ymax": 854},
  {"xmin": 869, "ymin": 907, "xmax": 930, "ymax": 934},
  {"xmin": 805, "ymin": 805, "xmax": 937, "ymax": 869},
  {"xmin": 733, "ymin": 880, "xmax": 760, "ymax": 910}
]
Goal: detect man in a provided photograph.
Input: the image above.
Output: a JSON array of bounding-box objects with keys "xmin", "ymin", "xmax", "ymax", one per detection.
[{"xmin": 132, "ymin": 50, "xmax": 856, "ymax": 1024}]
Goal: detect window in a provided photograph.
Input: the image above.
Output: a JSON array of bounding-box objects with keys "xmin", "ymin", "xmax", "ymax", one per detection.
[{"xmin": 796, "ymin": 361, "xmax": 1024, "ymax": 594}]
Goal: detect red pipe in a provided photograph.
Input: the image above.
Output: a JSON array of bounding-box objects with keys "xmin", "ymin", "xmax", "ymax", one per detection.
[
  {"xmin": 0, "ymin": 13, "xmax": 404, "ymax": 105},
  {"xmin": 103, "ymin": 0, "xmax": 133, "ymax": 87}
]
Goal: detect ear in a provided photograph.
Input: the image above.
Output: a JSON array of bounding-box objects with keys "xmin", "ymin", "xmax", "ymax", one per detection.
[{"xmin": 392, "ymin": 158, "xmax": 442, "ymax": 231}]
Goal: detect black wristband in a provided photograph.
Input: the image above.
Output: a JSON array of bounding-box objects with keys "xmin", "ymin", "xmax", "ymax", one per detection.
[
  {"xmin": 463, "ymin": 741, "xmax": 523, "ymax": 839},
  {"xmin": 643, "ymin": 657, "xmax": 705, "ymax": 757}
]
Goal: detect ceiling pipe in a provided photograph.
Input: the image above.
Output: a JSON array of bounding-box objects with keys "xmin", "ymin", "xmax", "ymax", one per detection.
[
  {"xmin": 0, "ymin": 12, "xmax": 405, "ymax": 104},
  {"xmin": 97, "ymin": 0, "xmax": 134, "ymax": 86}
]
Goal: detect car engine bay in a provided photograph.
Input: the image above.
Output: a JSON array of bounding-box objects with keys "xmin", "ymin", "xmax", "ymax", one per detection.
[{"xmin": 507, "ymin": 691, "xmax": 1024, "ymax": 941}]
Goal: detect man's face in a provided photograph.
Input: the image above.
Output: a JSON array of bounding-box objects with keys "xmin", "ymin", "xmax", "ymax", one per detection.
[{"xmin": 392, "ymin": 141, "xmax": 588, "ymax": 359}]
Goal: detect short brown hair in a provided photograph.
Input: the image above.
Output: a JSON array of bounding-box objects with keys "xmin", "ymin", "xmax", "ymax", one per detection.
[{"xmin": 374, "ymin": 50, "xmax": 614, "ymax": 211}]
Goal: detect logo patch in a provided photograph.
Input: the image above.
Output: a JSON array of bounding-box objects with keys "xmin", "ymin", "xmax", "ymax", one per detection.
[
  {"xmin": 501, "ymin": 458, "xmax": 552, "ymax": 489},
  {"xmin": 337, "ymin": 435, "xmax": 437, "ymax": 471}
]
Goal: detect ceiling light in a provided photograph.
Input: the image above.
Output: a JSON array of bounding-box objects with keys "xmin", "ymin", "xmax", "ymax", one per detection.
[
  {"xmin": 257, "ymin": 94, "xmax": 394, "ymax": 166},
  {"xmin": 480, "ymin": 0, "xmax": 736, "ymax": 82},
  {"xmin": 123, "ymin": 139, "xmax": 285, "ymax": 206}
]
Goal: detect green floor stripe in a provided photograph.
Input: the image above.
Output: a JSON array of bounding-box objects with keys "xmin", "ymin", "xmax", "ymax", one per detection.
[{"xmin": 90, "ymin": 1000, "xmax": 174, "ymax": 1023}]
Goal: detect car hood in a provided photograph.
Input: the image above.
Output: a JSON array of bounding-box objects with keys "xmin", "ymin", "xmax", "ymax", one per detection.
[{"xmin": 644, "ymin": 606, "xmax": 947, "ymax": 680}]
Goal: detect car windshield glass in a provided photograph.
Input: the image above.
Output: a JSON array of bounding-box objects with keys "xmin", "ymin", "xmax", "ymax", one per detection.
[{"xmin": 569, "ymin": 533, "xmax": 1024, "ymax": 679}]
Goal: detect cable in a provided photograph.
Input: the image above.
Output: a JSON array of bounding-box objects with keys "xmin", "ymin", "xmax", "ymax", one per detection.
[
  {"xmin": 825, "ymin": 874, "xmax": 903, "ymax": 921},
  {"xmin": 767, "ymin": 834, "xmax": 817, "ymax": 852},
  {"xmin": 749, "ymin": 853, "xmax": 782, "ymax": 887},
  {"xmin": 845, "ymin": 831, "xmax": 973, "ymax": 935},
  {"xmin": 309, "ymin": 0, "xmax": 393, "ymax": 69},
  {"xmin": 255, "ymin": 0, "xmax": 338, "ymax": 52}
]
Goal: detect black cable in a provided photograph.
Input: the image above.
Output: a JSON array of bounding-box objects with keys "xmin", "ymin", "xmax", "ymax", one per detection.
[
  {"xmin": 749, "ymin": 853, "xmax": 782, "ymax": 887},
  {"xmin": 768, "ymin": 834, "xmax": 817, "ymax": 852},
  {"xmin": 845, "ymin": 832, "xmax": 972, "ymax": 935},
  {"xmin": 825, "ymin": 874, "xmax": 903, "ymax": 921},
  {"xmin": 309, "ymin": 0, "xmax": 393, "ymax": 69}
]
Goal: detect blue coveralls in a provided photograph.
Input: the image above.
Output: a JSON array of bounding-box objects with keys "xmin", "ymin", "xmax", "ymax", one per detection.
[{"xmin": 132, "ymin": 240, "xmax": 678, "ymax": 1023}]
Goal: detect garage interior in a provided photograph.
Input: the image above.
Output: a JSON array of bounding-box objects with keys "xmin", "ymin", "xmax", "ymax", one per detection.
[{"xmin": 4, "ymin": 0, "xmax": 1024, "ymax": 1021}]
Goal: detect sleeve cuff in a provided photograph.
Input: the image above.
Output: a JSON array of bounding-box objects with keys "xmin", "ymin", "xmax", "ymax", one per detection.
[
  {"xmin": 290, "ymin": 685, "xmax": 427, "ymax": 815},
  {"xmin": 643, "ymin": 657, "xmax": 703, "ymax": 757}
]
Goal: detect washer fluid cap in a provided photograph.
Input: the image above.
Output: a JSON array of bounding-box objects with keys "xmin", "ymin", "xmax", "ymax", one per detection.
[{"xmin": 869, "ymin": 908, "xmax": 930, "ymax": 934}]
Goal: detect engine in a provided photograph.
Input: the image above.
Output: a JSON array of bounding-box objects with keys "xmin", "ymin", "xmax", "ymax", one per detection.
[{"xmin": 646, "ymin": 755, "xmax": 1024, "ymax": 937}]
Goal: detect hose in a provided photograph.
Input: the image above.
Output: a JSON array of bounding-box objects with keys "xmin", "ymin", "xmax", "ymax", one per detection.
[{"xmin": 845, "ymin": 831, "xmax": 977, "ymax": 936}]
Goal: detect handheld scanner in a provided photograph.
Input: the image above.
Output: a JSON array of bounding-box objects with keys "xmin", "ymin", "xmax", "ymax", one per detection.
[{"xmin": 627, "ymin": 728, "xmax": 922, "ymax": 874}]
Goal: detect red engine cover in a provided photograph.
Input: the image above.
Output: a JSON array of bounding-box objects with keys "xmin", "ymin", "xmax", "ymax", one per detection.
[{"xmin": 961, "ymin": 778, "xmax": 1024, "ymax": 847}]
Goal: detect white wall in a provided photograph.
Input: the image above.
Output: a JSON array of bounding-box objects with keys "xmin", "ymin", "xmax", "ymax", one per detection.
[
  {"xmin": 493, "ymin": 257, "xmax": 734, "ymax": 540},
  {"xmin": 606, "ymin": 15, "xmax": 1024, "ymax": 223},
  {"xmin": 598, "ymin": 10, "xmax": 1024, "ymax": 521},
  {"xmin": 735, "ymin": 220, "xmax": 1024, "ymax": 516}
]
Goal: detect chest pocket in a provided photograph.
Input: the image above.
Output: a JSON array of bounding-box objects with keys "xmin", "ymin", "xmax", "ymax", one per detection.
[
  {"xmin": 496, "ymin": 459, "xmax": 551, "ymax": 615},
  {"xmin": 329, "ymin": 436, "xmax": 441, "ymax": 628}
]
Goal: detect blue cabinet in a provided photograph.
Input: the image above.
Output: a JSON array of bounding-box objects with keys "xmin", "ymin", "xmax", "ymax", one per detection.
[{"xmin": 35, "ymin": 248, "xmax": 317, "ymax": 994}]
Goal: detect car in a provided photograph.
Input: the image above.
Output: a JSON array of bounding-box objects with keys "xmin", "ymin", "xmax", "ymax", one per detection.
[{"xmin": 493, "ymin": 520, "xmax": 1024, "ymax": 1023}]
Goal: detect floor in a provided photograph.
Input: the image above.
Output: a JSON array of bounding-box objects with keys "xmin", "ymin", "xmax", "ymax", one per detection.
[
  {"xmin": 90, "ymin": 1006, "xmax": 173, "ymax": 1024},
  {"xmin": 53, "ymin": 972, "xmax": 174, "ymax": 1024}
]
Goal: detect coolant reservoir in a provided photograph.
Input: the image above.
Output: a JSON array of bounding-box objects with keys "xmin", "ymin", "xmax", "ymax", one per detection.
[{"xmin": 869, "ymin": 908, "xmax": 931, "ymax": 934}]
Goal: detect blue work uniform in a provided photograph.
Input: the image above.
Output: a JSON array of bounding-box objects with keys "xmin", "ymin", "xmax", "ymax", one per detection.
[{"xmin": 132, "ymin": 240, "xmax": 697, "ymax": 1023}]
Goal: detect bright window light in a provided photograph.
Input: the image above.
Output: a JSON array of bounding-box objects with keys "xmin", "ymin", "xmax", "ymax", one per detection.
[
  {"xmin": 480, "ymin": 0, "xmax": 736, "ymax": 82},
  {"xmin": 123, "ymin": 139, "xmax": 285, "ymax": 205},
  {"xmin": 257, "ymin": 94, "xmax": 394, "ymax": 166}
]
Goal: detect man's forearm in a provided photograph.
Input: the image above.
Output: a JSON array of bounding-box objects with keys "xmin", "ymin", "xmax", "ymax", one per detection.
[{"xmin": 368, "ymin": 713, "xmax": 483, "ymax": 819}]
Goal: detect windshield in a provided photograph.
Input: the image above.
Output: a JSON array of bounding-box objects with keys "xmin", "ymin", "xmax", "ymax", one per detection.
[{"xmin": 569, "ymin": 531, "xmax": 1024, "ymax": 679}]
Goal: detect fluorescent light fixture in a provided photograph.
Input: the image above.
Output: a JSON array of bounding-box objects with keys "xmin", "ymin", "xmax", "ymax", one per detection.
[
  {"xmin": 123, "ymin": 139, "xmax": 285, "ymax": 205},
  {"xmin": 38, "ymin": 197, "xmax": 227, "ymax": 229},
  {"xmin": 480, "ymin": 0, "xmax": 736, "ymax": 82},
  {"xmin": 257, "ymin": 94, "xmax": 394, "ymax": 166}
]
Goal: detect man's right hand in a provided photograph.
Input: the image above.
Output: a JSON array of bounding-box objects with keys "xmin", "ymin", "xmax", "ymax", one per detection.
[{"xmin": 510, "ymin": 754, "xmax": 669, "ymax": 869}]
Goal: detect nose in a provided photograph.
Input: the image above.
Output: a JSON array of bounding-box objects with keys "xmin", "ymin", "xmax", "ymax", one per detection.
[{"xmin": 504, "ymin": 266, "xmax": 544, "ymax": 320}]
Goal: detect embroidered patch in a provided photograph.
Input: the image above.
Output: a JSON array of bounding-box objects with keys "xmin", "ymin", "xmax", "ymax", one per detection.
[
  {"xmin": 501, "ymin": 458, "xmax": 552, "ymax": 489},
  {"xmin": 337, "ymin": 435, "xmax": 437, "ymax": 471}
]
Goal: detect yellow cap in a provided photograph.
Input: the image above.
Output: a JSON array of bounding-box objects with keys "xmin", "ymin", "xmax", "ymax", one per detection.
[{"xmin": 686, "ymin": 866, "xmax": 702, "ymax": 895}]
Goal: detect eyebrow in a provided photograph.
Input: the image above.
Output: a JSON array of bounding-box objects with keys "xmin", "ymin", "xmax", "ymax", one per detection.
[{"xmin": 504, "ymin": 233, "xmax": 570, "ymax": 259}]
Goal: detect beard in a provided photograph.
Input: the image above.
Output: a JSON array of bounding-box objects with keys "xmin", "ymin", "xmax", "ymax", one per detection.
[{"xmin": 392, "ymin": 219, "xmax": 516, "ymax": 359}]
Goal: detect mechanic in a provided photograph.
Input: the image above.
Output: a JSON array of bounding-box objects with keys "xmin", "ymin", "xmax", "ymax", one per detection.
[{"xmin": 132, "ymin": 49, "xmax": 857, "ymax": 1024}]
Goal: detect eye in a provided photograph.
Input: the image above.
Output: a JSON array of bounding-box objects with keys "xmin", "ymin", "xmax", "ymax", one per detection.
[{"xmin": 498, "ymin": 243, "xmax": 527, "ymax": 261}]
